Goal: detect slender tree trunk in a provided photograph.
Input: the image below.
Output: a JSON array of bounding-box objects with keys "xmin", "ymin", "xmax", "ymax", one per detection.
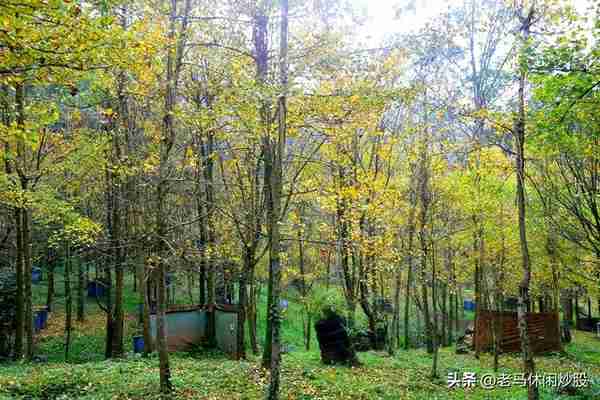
[
  {"xmin": 417, "ymin": 148, "xmax": 432, "ymax": 353},
  {"xmin": 77, "ymin": 258, "xmax": 85, "ymax": 322},
  {"xmin": 14, "ymin": 208, "xmax": 24, "ymax": 360},
  {"xmin": 104, "ymin": 159, "xmax": 114, "ymax": 359},
  {"xmin": 249, "ymin": 269, "xmax": 259, "ymax": 355},
  {"xmin": 431, "ymin": 242, "xmax": 439, "ymax": 379},
  {"xmin": 155, "ymin": 0, "xmax": 176, "ymax": 389},
  {"xmin": 14, "ymin": 81, "xmax": 34, "ymax": 361},
  {"xmin": 205, "ymin": 130, "xmax": 217, "ymax": 348},
  {"xmin": 64, "ymin": 242, "xmax": 72, "ymax": 361},
  {"xmin": 441, "ymin": 282, "xmax": 447, "ymax": 347},
  {"xmin": 23, "ymin": 202, "xmax": 33, "ymax": 361},
  {"xmin": 46, "ymin": 262, "xmax": 55, "ymax": 313},
  {"xmin": 252, "ymin": 3, "xmax": 275, "ymax": 369},
  {"xmin": 104, "ymin": 258, "xmax": 113, "ymax": 359},
  {"xmin": 473, "ymin": 227, "xmax": 482, "ymax": 358},
  {"xmin": 155, "ymin": 0, "xmax": 191, "ymax": 389},
  {"xmin": 403, "ymin": 172, "xmax": 417, "ymax": 350},
  {"xmin": 297, "ymin": 209, "xmax": 311, "ymax": 351},
  {"xmin": 267, "ymin": 2, "xmax": 287, "ymax": 397},
  {"xmin": 237, "ymin": 249, "xmax": 251, "ymax": 359},
  {"xmin": 392, "ymin": 267, "xmax": 401, "ymax": 349},
  {"xmin": 515, "ymin": 7, "xmax": 538, "ymax": 400}
]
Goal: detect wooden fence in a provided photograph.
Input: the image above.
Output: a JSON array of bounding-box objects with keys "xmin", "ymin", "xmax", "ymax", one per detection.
[{"xmin": 474, "ymin": 310, "xmax": 561, "ymax": 354}]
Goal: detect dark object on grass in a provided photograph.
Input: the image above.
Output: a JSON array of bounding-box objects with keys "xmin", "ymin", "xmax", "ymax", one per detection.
[
  {"xmin": 351, "ymin": 330, "xmax": 372, "ymax": 352},
  {"xmin": 350, "ymin": 326, "xmax": 388, "ymax": 352},
  {"xmin": 455, "ymin": 335, "xmax": 470, "ymax": 354},
  {"xmin": 32, "ymin": 354, "xmax": 48, "ymax": 363},
  {"xmin": 557, "ymin": 383, "xmax": 580, "ymax": 396},
  {"xmin": 315, "ymin": 307, "xmax": 359, "ymax": 365},
  {"xmin": 371, "ymin": 326, "xmax": 387, "ymax": 351}
]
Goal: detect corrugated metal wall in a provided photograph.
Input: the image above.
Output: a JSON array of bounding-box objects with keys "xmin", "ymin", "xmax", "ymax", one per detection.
[
  {"xmin": 149, "ymin": 306, "xmax": 238, "ymax": 356},
  {"xmin": 215, "ymin": 310, "xmax": 238, "ymax": 355},
  {"xmin": 150, "ymin": 309, "xmax": 207, "ymax": 351}
]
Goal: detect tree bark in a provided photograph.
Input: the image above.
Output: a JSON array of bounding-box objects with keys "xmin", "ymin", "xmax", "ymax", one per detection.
[
  {"xmin": 77, "ymin": 257, "xmax": 85, "ymax": 322},
  {"xmin": 515, "ymin": 6, "xmax": 538, "ymax": 400},
  {"xmin": 403, "ymin": 169, "xmax": 417, "ymax": 350},
  {"xmin": 64, "ymin": 241, "xmax": 72, "ymax": 361},
  {"xmin": 266, "ymin": 1, "xmax": 287, "ymax": 397},
  {"xmin": 14, "ymin": 207, "xmax": 24, "ymax": 360}
]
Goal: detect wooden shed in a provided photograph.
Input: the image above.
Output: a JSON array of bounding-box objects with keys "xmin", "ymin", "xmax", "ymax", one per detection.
[{"xmin": 474, "ymin": 310, "xmax": 561, "ymax": 354}]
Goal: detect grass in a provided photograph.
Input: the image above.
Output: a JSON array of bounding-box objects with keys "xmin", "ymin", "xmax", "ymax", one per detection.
[
  {"xmin": 1, "ymin": 334, "xmax": 599, "ymax": 399},
  {"xmin": 1, "ymin": 268, "xmax": 599, "ymax": 399}
]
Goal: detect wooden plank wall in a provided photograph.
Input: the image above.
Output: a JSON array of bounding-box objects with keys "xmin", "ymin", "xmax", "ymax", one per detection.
[{"xmin": 474, "ymin": 310, "xmax": 561, "ymax": 354}]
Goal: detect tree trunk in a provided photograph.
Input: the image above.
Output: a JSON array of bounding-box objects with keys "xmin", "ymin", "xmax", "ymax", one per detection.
[
  {"xmin": 23, "ymin": 205, "xmax": 33, "ymax": 361},
  {"xmin": 515, "ymin": 7, "xmax": 538, "ymax": 400},
  {"xmin": 237, "ymin": 250, "xmax": 252, "ymax": 359},
  {"xmin": 104, "ymin": 160, "xmax": 114, "ymax": 359},
  {"xmin": 403, "ymin": 171, "xmax": 417, "ymax": 350},
  {"xmin": 46, "ymin": 262, "xmax": 55, "ymax": 313},
  {"xmin": 104, "ymin": 255, "xmax": 113, "ymax": 359},
  {"xmin": 14, "ymin": 80, "xmax": 34, "ymax": 361},
  {"xmin": 431, "ymin": 242, "xmax": 439, "ymax": 379},
  {"xmin": 77, "ymin": 258, "xmax": 85, "ymax": 322},
  {"xmin": 155, "ymin": 0, "xmax": 176, "ymax": 390},
  {"xmin": 392, "ymin": 267, "xmax": 401, "ymax": 349},
  {"xmin": 141, "ymin": 258, "xmax": 152, "ymax": 355},
  {"xmin": 155, "ymin": 0, "xmax": 191, "ymax": 389},
  {"xmin": 248, "ymin": 276, "xmax": 259, "ymax": 355},
  {"xmin": 14, "ymin": 207, "xmax": 24, "ymax": 360},
  {"xmin": 252, "ymin": 3, "xmax": 275, "ymax": 369},
  {"xmin": 64, "ymin": 241, "xmax": 72, "ymax": 361},
  {"xmin": 267, "ymin": 1, "xmax": 287, "ymax": 398}
]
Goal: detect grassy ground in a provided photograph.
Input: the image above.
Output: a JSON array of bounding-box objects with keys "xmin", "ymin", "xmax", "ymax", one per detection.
[
  {"xmin": 1, "ymin": 268, "xmax": 599, "ymax": 399},
  {"xmin": 1, "ymin": 333, "xmax": 599, "ymax": 400}
]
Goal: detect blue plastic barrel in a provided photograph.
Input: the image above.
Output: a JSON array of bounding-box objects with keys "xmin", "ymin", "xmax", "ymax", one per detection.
[
  {"xmin": 133, "ymin": 335, "xmax": 144, "ymax": 353},
  {"xmin": 34, "ymin": 311, "xmax": 43, "ymax": 332},
  {"xmin": 32, "ymin": 268, "xmax": 42, "ymax": 284},
  {"xmin": 87, "ymin": 281, "xmax": 106, "ymax": 298},
  {"xmin": 464, "ymin": 300, "xmax": 476, "ymax": 311},
  {"xmin": 38, "ymin": 308, "xmax": 48, "ymax": 329}
]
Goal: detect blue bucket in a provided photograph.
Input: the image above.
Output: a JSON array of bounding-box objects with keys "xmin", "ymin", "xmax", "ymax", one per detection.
[
  {"xmin": 34, "ymin": 311, "xmax": 43, "ymax": 332},
  {"xmin": 32, "ymin": 268, "xmax": 42, "ymax": 284},
  {"xmin": 133, "ymin": 335, "xmax": 144, "ymax": 353},
  {"xmin": 463, "ymin": 300, "xmax": 476, "ymax": 311},
  {"xmin": 38, "ymin": 308, "xmax": 48, "ymax": 329},
  {"xmin": 87, "ymin": 281, "xmax": 106, "ymax": 298}
]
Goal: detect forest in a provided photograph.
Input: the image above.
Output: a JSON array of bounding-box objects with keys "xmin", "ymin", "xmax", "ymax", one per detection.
[{"xmin": 1, "ymin": 0, "xmax": 600, "ymax": 399}]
